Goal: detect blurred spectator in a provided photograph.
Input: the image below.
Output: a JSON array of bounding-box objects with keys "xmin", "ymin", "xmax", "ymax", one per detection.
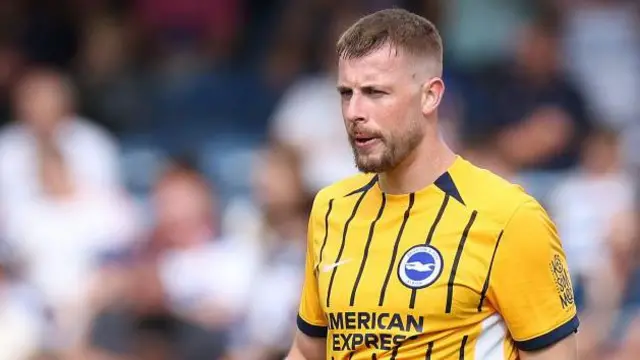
[
  {"xmin": 258, "ymin": 1, "xmax": 311, "ymax": 93},
  {"xmin": 269, "ymin": 9, "xmax": 360, "ymax": 192},
  {"xmin": 0, "ymin": 65, "xmax": 136, "ymax": 358},
  {"xmin": 0, "ymin": 132, "xmax": 138, "ymax": 354},
  {"xmin": 0, "ymin": 67, "xmax": 122, "ymax": 210},
  {"xmin": 547, "ymin": 126, "xmax": 636, "ymax": 359},
  {"xmin": 459, "ymin": 131, "xmax": 516, "ymax": 181},
  {"xmin": 560, "ymin": 0, "xmax": 640, "ymax": 187},
  {"xmin": 605, "ymin": 211, "xmax": 640, "ymax": 360},
  {"xmin": 549, "ymin": 126, "xmax": 635, "ymax": 287},
  {"xmin": 230, "ymin": 142, "xmax": 309, "ymax": 360},
  {"xmin": 75, "ymin": 15, "xmax": 150, "ymax": 135},
  {"xmin": 89, "ymin": 160, "xmax": 258, "ymax": 360},
  {"xmin": 155, "ymin": 162, "xmax": 257, "ymax": 332},
  {"xmin": 484, "ymin": 14, "xmax": 592, "ymax": 172},
  {"xmin": 561, "ymin": 0, "xmax": 640, "ymax": 131}
]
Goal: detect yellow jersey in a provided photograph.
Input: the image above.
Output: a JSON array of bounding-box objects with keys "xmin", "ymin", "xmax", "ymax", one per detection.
[{"xmin": 296, "ymin": 156, "xmax": 578, "ymax": 359}]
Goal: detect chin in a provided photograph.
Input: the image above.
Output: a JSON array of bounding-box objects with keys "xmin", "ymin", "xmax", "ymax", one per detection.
[
  {"xmin": 353, "ymin": 146, "xmax": 397, "ymax": 173},
  {"xmin": 355, "ymin": 158, "xmax": 388, "ymax": 174}
]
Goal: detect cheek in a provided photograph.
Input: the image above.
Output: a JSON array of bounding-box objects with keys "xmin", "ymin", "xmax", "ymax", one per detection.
[
  {"xmin": 380, "ymin": 103, "xmax": 411, "ymax": 130},
  {"xmin": 370, "ymin": 97, "xmax": 397, "ymax": 121}
]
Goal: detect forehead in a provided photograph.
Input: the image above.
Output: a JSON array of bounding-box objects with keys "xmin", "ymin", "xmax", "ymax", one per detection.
[
  {"xmin": 17, "ymin": 74, "xmax": 66, "ymax": 99},
  {"xmin": 338, "ymin": 44, "xmax": 413, "ymax": 85}
]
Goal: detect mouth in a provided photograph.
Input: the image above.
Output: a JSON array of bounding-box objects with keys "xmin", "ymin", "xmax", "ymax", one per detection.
[{"xmin": 353, "ymin": 135, "xmax": 381, "ymax": 148}]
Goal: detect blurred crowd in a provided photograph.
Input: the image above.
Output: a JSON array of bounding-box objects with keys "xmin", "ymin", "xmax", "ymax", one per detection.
[{"xmin": 0, "ymin": 0, "xmax": 638, "ymax": 359}]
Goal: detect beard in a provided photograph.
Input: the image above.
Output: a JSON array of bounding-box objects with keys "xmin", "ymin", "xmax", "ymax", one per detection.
[{"xmin": 349, "ymin": 119, "xmax": 423, "ymax": 174}]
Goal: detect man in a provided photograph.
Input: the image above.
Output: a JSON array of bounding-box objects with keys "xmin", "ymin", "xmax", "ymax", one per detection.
[
  {"xmin": 287, "ymin": 8, "xmax": 579, "ymax": 360},
  {"xmin": 0, "ymin": 67, "xmax": 121, "ymax": 209}
]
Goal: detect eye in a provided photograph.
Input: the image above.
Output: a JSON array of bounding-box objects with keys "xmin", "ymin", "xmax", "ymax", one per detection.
[
  {"xmin": 362, "ymin": 87, "xmax": 386, "ymax": 97},
  {"xmin": 338, "ymin": 88, "xmax": 353, "ymax": 100}
]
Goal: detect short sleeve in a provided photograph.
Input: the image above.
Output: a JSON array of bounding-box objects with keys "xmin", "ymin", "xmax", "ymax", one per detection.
[
  {"xmin": 296, "ymin": 202, "xmax": 328, "ymax": 338},
  {"xmin": 488, "ymin": 199, "xmax": 579, "ymax": 352}
]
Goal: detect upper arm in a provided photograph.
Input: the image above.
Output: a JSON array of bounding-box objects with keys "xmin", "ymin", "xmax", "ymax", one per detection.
[
  {"xmin": 519, "ymin": 333, "xmax": 578, "ymax": 360},
  {"xmin": 287, "ymin": 330, "xmax": 326, "ymax": 360},
  {"xmin": 290, "ymin": 197, "xmax": 329, "ymax": 359},
  {"xmin": 296, "ymin": 197, "xmax": 329, "ymax": 338},
  {"xmin": 90, "ymin": 128, "xmax": 122, "ymax": 188},
  {"xmin": 488, "ymin": 199, "xmax": 579, "ymax": 352}
]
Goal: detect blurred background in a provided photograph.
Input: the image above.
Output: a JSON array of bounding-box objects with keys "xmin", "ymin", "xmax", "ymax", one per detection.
[{"xmin": 0, "ymin": 0, "xmax": 638, "ymax": 359}]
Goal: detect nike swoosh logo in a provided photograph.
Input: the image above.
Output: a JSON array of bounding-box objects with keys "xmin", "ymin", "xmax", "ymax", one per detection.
[{"xmin": 321, "ymin": 259, "xmax": 352, "ymax": 273}]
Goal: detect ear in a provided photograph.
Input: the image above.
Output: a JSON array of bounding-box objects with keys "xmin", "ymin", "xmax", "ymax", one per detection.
[{"xmin": 421, "ymin": 77, "xmax": 445, "ymax": 116}]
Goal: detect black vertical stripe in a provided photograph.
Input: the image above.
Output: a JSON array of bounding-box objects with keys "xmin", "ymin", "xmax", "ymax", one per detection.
[
  {"xmin": 425, "ymin": 195, "xmax": 450, "ymax": 246},
  {"xmin": 378, "ymin": 193, "xmax": 416, "ymax": 306},
  {"xmin": 459, "ymin": 335, "xmax": 469, "ymax": 360},
  {"xmin": 326, "ymin": 189, "xmax": 369, "ymax": 307},
  {"xmin": 345, "ymin": 175, "xmax": 378, "ymax": 197},
  {"xmin": 409, "ymin": 194, "xmax": 450, "ymax": 309},
  {"xmin": 348, "ymin": 352, "xmax": 354, "ymax": 359},
  {"xmin": 478, "ymin": 230, "xmax": 504, "ymax": 312},
  {"xmin": 317, "ymin": 199, "xmax": 334, "ymax": 270},
  {"xmin": 372, "ymin": 354, "xmax": 377, "ymax": 360},
  {"xmin": 350, "ymin": 194, "xmax": 386, "ymax": 306},
  {"xmin": 390, "ymin": 335, "xmax": 417, "ymax": 360},
  {"xmin": 425, "ymin": 341, "xmax": 433, "ymax": 359},
  {"xmin": 446, "ymin": 211, "xmax": 478, "ymax": 313}
]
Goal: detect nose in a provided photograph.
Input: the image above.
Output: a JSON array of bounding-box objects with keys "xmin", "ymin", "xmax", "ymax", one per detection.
[{"xmin": 344, "ymin": 93, "xmax": 366, "ymax": 123}]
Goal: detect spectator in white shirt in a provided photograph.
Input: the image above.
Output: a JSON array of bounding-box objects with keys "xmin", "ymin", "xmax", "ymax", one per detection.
[
  {"xmin": 0, "ymin": 67, "xmax": 138, "ymax": 355},
  {"xmin": 268, "ymin": 13, "xmax": 360, "ymax": 192},
  {"xmin": 548, "ymin": 125, "xmax": 636, "ymax": 358},
  {"xmin": 0, "ymin": 67, "xmax": 121, "ymax": 213},
  {"xmin": 88, "ymin": 161, "xmax": 257, "ymax": 360}
]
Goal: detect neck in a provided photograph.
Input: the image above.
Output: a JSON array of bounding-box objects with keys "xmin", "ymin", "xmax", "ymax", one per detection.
[
  {"xmin": 378, "ymin": 132, "xmax": 456, "ymax": 195},
  {"xmin": 169, "ymin": 224, "xmax": 214, "ymax": 249}
]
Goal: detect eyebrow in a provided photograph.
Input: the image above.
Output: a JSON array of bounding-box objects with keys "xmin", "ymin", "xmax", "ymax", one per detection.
[{"xmin": 337, "ymin": 84, "xmax": 388, "ymax": 91}]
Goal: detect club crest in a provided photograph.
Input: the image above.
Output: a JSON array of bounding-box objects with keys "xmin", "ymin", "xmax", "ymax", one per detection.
[{"xmin": 398, "ymin": 245, "xmax": 443, "ymax": 289}]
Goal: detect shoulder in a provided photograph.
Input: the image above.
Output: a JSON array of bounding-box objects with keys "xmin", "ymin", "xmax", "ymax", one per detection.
[
  {"xmin": 70, "ymin": 117, "xmax": 117, "ymax": 146},
  {"xmin": 0, "ymin": 123, "xmax": 26, "ymax": 148},
  {"xmin": 0, "ymin": 124, "xmax": 30, "ymax": 171},
  {"xmin": 310, "ymin": 173, "xmax": 376, "ymax": 216},
  {"xmin": 456, "ymin": 160, "xmax": 560, "ymax": 259},
  {"xmin": 454, "ymin": 158, "xmax": 541, "ymax": 228}
]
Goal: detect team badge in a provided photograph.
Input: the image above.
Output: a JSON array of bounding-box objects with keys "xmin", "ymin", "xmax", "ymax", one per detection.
[
  {"xmin": 398, "ymin": 245, "xmax": 443, "ymax": 289},
  {"xmin": 549, "ymin": 254, "xmax": 575, "ymax": 309}
]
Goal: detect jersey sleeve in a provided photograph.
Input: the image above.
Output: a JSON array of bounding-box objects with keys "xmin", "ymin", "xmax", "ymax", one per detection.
[
  {"xmin": 296, "ymin": 199, "xmax": 328, "ymax": 338},
  {"xmin": 488, "ymin": 199, "xmax": 579, "ymax": 352}
]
